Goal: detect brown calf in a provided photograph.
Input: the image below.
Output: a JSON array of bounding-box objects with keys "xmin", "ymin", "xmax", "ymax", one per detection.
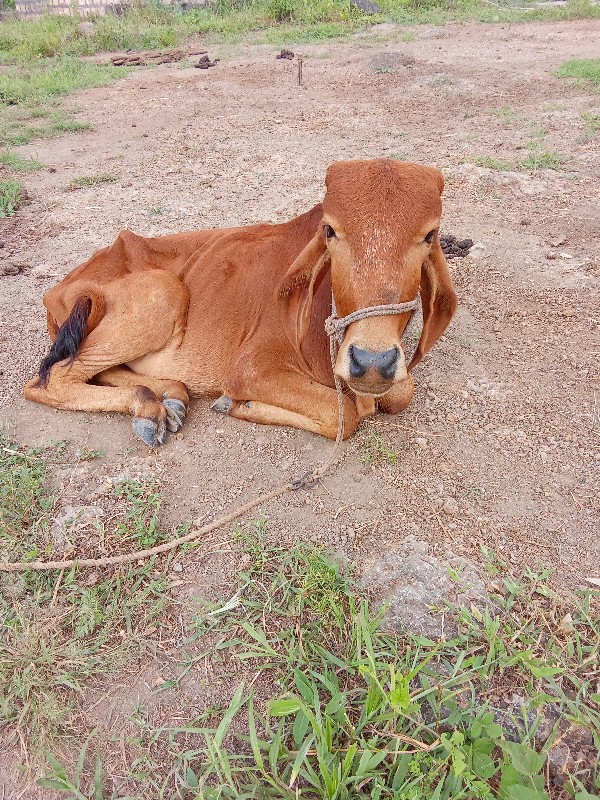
[{"xmin": 25, "ymin": 159, "xmax": 457, "ymax": 446}]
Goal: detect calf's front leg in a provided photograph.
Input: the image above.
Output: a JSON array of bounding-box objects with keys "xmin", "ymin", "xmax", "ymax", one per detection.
[{"xmin": 213, "ymin": 371, "xmax": 360, "ymax": 440}]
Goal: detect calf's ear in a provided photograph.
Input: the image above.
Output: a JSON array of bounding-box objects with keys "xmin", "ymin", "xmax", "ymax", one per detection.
[
  {"xmin": 278, "ymin": 230, "xmax": 329, "ymax": 352},
  {"xmin": 408, "ymin": 239, "xmax": 458, "ymax": 371}
]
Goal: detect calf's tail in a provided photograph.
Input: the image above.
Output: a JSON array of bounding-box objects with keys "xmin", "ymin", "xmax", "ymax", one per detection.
[{"xmin": 38, "ymin": 289, "xmax": 105, "ymax": 385}]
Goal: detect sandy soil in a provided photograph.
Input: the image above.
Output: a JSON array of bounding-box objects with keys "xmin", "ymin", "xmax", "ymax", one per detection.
[{"xmin": 0, "ymin": 18, "xmax": 599, "ymax": 795}]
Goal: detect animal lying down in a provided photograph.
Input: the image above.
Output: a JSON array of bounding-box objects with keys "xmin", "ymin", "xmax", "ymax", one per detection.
[{"xmin": 25, "ymin": 159, "xmax": 458, "ymax": 447}]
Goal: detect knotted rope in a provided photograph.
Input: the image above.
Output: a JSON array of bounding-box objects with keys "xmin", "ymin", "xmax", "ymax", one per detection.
[
  {"xmin": 0, "ymin": 292, "xmax": 418, "ymax": 572},
  {"xmin": 325, "ymin": 295, "xmax": 420, "ymax": 345}
]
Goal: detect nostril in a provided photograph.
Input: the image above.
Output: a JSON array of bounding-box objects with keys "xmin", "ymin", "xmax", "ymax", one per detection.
[
  {"xmin": 349, "ymin": 345, "xmax": 367, "ymax": 378},
  {"xmin": 378, "ymin": 347, "xmax": 398, "ymax": 379}
]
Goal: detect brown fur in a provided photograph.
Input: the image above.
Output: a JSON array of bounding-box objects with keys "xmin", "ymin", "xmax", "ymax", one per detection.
[{"xmin": 25, "ymin": 159, "xmax": 457, "ymax": 442}]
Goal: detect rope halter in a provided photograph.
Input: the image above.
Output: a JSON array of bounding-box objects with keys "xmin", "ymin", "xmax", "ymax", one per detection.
[{"xmin": 324, "ymin": 293, "xmax": 420, "ymax": 346}]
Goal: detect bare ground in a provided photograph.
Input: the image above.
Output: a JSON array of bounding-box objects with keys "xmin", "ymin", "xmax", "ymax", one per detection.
[{"xmin": 0, "ymin": 18, "xmax": 599, "ymax": 795}]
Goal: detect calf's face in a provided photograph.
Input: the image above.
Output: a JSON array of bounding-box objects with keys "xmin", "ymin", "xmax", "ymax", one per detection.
[
  {"xmin": 279, "ymin": 159, "xmax": 457, "ymax": 401},
  {"xmin": 322, "ymin": 160, "xmax": 446, "ymax": 397}
]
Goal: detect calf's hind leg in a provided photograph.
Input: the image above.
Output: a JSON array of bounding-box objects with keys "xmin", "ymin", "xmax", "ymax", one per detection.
[
  {"xmin": 94, "ymin": 366, "xmax": 189, "ymax": 432},
  {"xmin": 25, "ymin": 270, "xmax": 190, "ymax": 447}
]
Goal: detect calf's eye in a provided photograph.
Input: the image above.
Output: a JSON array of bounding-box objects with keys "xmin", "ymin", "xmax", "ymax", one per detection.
[
  {"xmin": 424, "ymin": 229, "xmax": 438, "ymax": 244},
  {"xmin": 324, "ymin": 224, "xmax": 336, "ymax": 240}
]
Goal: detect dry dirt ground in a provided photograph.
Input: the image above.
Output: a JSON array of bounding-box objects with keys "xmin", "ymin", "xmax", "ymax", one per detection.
[{"xmin": 1, "ymin": 18, "xmax": 599, "ymax": 795}]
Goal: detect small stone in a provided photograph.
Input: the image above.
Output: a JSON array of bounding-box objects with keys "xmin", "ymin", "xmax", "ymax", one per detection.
[
  {"xmin": 545, "ymin": 251, "xmax": 558, "ymax": 260},
  {"xmin": 415, "ymin": 437, "xmax": 427, "ymax": 449},
  {"xmin": 468, "ymin": 242, "xmax": 486, "ymax": 260},
  {"xmin": 0, "ymin": 263, "xmax": 20, "ymax": 276},
  {"xmin": 442, "ymin": 497, "xmax": 459, "ymax": 516},
  {"xmin": 350, "ymin": 0, "xmax": 381, "ymax": 13},
  {"xmin": 172, "ymin": 563, "xmax": 183, "ymax": 573},
  {"xmin": 419, "ymin": 25, "xmax": 445, "ymax": 38},
  {"xmin": 77, "ymin": 21, "xmax": 95, "ymax": 36},
  {"xmin": 557, "ymin": 613, "xmax": 575, "ymax": 634}
]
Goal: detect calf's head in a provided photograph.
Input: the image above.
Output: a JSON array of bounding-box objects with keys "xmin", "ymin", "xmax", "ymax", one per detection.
[{"xmin": 281, "ymin": 159, "xmax": 457, "ymax": 399}]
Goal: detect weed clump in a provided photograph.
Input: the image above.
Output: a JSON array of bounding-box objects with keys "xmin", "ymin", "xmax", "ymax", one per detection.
[{"xmin": 0, "ymin": 178, "xmax": 21, "ymax": 216}]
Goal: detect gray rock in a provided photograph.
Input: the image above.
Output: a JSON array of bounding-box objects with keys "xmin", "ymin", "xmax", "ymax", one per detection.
[
  {"xmin": 350, "ymin": 0, "xmax": 381, "ymax": 13},
  {"xmin": 369, "ymin": 52, "xmax": 415, "ymax": 74},
  {"xmin": 77, "ymin": 21, "xmax": 95, "ymax": 36},
  {"xmin": 51, "ymin": 505, "xmax": 104, "ymax": 551},
  {"xmin": 468, "ymin": 242, "xmax": 487, "ymax": 260},
  {"xmin": 419, "ymin": 26, "xmax": 445, "ymax": 38},
  {"xmin": 361, "ymin": 538, "xmax": 487, "ymax": 638},
  {"xmin": 0, "ymin": 262, "xmax": 21, "ymax": 276}
]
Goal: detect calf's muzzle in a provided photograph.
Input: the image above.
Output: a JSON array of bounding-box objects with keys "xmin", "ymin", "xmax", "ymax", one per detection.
[{"xmin": 348, "ymin": 345, "xmax": 399, "ymax": 380}]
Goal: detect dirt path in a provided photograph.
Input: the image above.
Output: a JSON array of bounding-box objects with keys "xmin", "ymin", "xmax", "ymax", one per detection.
[{"xmin": 1, "ymin": 17, "xmax": 600, "ymax": 796}]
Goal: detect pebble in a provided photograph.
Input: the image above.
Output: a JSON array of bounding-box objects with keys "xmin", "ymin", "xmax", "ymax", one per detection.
[
  {"xmin": 172, "ymin": 563, "xmax": 183, "ymax": 572},
  {"xmin": 0, "ymin": 263, "xmax": 21, "ymax": 276},
  {"xmin": 77, "ymin": 21, "xmax": 95, "ymax": 36},
  {"xmin": 415, "ymin": 437, "xmax": 428, "ymax": 449},
  {"xmin": 468, "ymin": 242, "xmax": 486, "ymax": 260},
  {"xmin": 442, "ymin": 497, "xmax": 459, "ymax": 516},
  {"xmin": 549, "ymin": 236, "xmax": 566, "ymax": 247}
]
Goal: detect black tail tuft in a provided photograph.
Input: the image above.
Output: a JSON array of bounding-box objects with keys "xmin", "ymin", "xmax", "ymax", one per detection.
[{"xmin": 38, "ymin": 297, "xmax": 92, "ymax": 386}]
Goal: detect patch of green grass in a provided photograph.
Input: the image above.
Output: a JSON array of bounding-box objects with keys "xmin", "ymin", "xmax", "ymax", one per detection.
[
  {"xmin": 0, "ymin": 436, "xmax": 173, "ymax": 754},
  {"xmin": 41, "ymin": 528, "xmax": 600, "ymax": 798},
  {"xmin": 473, "ymin": 155, "xmax": 514, "ymax": 171},
  {"xmin": 557, "ymin": 58, "xmax": 600, "ymax": 87},
  {"xmin": 0, "ymin": 149, "xmax": 43, "ymax": 171},
  {"xmin": 1, "ymin": 107, "xmax": 91, "ymax": 148},
  {"xmin": 264, "ymin": 21, "xmax": 352, "ymax": 44},
  {"xmin": 519, "ymin": 124, "xmax": 568, "ymax": 171},
  {"xmin": 0, "ymin": 179, "xmax": 21, "ymax": 216},
  {"xmin": 520, "ymin": 150, "xmax": 568, "ymax": 171},
  {"xmin": 489, "ymin": 105, "xmax": 520, "ymax": 124},
  {"xmin": 361, "ymin": 430, "xmax": 400, "ymax": 465},
  {"xmin": 78, "ymin": 447, "xmax": 106, "ymax": 460},
  {"xmin": 0, "ymin": 57, "xmax": 124, "ymax": 106},
  {"xmin": 66, "ymin": 174, "xmax": 117, "ymax": 191},
  {"xmin": 581, "ymin": 111, "xmax": 600, "ymax": 140},
  {"xmin": 0, "ymin": 57, "xmax": 122, "ymax": 151},
  {"xmin": 111, "ymin": 478, "xmax": 164, "ymax": 549}
]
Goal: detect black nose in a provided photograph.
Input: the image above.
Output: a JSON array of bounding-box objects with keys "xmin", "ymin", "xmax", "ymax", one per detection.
[{"xmin": 349, "ymin": 346, "xmax": 399, "ymax": 380}]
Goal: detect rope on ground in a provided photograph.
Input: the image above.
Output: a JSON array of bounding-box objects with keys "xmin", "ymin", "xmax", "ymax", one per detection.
[{"xmin": 0, "ymin": 484, "xmax": 293, "ymax": 572}]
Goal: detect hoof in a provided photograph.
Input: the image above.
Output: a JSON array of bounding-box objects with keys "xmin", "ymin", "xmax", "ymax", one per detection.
[
  {"xmin": 132, "ymin": 417, "xmax": 167, "ymax": 448},
  {"xmin": 163, "ymin": 398, "xmax": 186, "ymax": 432},
  {"xmin": 211, "ymin": 395, "xmax": 234, "ymax": 415}
]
